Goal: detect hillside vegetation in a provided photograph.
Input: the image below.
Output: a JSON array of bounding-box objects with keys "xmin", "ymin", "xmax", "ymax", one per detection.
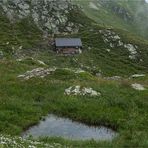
[
  {"xmin": 0, "ymin": 0, "xmax": 148, "ymax": 148},
  {"xmin": 0, "ymin": 12, "xmax": 148, "ymax": 76},
  {"xmin": 74, "ymin": 0, "xmax": 148, "ymax": 39}
]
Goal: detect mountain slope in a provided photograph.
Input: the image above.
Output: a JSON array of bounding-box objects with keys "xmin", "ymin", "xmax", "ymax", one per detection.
[
  {"xmin": 74, "ymin": 0, "xmax": 148, "ymax": 39},
  {"xmin": 0, "ymin": 0, "xmax": 148, "ymax": 148},
  {"xmin": 0, "ymin": 0, "xmax": 147, "ymax": 76}
]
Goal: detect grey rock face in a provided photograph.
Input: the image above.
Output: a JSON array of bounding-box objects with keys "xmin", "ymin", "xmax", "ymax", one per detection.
[
  {"xmin": 99, "ymin": 29, "xmax": 139, "ymax": 60},
  {"xmin": 0, "ymin": 0, "xmax": 80, "ymax": 34}
]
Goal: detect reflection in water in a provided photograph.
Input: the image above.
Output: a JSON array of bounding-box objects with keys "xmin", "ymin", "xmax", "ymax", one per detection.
[{"xmin": 23, "ymin": 114, "xmax": 117, "ymax": 140}]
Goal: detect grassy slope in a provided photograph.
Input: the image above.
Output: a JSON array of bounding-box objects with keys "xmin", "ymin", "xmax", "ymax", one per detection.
[
  {"xmin": 0, "ymin": 12, "xmax": 42, "ymax": 55},
  {"xmin": 74, "ymin": 0, "xmax": 133, "ymax": 29},
  {"xmin": 0, "ymin": 59, "xmax": 147, "ymax": 147},
  {"xmin": 0, "ymin": 4, "xmax": 148, "ymax": 76},
  {"xmin": 0, "ymin": 5, "xmax": 148, "ymax": 148}
]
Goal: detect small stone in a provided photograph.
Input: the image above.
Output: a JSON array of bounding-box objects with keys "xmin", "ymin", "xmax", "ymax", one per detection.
[
  {"xmin": 37, "ymin": 60, "xmax": 46, "ymax": 65},
  {"xmin": 113, "ymin": 35, "xmax": 120, "ymax": 40},
  {"xmin": 105, "ymin": 76, "xmax": 121, "ymax": 80},
  {"xmin": 131, "ymin": 83, "xmax": 145, "ymax": 91},
  {"xmin": 131, "ymin": 74, "xmax": 145, "ymax": 78},
  {"xmin": 96, "ymin": 73, "xmax": 101, "ymax": 77},
  {"xmin": 106, "ymin": 49, "xmax": 111, "ymax": 52},
  {"xmin": 110, "ymin": 43, "xmax": 114, "ymax": 48},
  {"xmin": 88, "ymin": 47, "xmax": 92, "ymax": 50},
  {"xmin": 75, "ymin": 69, "xmax": 85, "ymax": 74},
  {"xmin": 16, "ymin": 59, "xmax": 23, "ymax": 62},
  {"xmin": 19, "ymin": 46, "xmax": 23, "ymax": 50}
]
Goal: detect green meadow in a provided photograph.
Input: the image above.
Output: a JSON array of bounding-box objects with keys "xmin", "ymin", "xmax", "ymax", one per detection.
[{"xmin": 0, "ymin": 2, "xmax": 148, "ymax": 147}]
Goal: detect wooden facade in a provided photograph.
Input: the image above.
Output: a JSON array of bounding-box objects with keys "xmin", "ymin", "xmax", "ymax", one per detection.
[{"xmin": 55, "ymin": 38, "xmax": 82, "ymax": 54}]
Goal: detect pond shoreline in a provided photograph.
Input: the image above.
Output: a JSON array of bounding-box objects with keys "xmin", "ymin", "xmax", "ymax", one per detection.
[
  {"xmin": 22, "ymin": 112, "xmax": 118, "ymax": 135},
  {"xmin": 22, "ymin": 114, "xmax": 118, "ymax": 141}
]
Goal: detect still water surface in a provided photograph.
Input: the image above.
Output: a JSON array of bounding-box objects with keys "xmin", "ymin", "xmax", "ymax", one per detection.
[{"xmin": 23, "ymin": 114, "xmax": 117, "ymax": 140}]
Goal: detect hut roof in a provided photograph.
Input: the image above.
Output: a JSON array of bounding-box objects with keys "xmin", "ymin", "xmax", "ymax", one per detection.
[{"xmin": 55, "ymin": 38, "xmax": 82, "ymax": 47}]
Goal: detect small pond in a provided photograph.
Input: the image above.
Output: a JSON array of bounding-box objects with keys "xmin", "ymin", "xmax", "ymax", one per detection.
[{"xmin": 23, "ymin": 114, "xmax": 117, "ymax": 141}]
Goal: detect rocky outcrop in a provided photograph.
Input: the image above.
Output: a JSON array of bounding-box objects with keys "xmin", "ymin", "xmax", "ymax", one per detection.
[
  {"xmin": 99, "ymin": 29, "xmax": 138, "ymax": 60},
  {"xmin": 65, "ymin": 85, "xmax": 101, "ymax": 97},
  {"xmin": 18, "ymin": 67, "xmax": 56, "ymax": 80},
  {"xmin": 0, "ymin": 0, "xmax": 80, "ymax": 34}
]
